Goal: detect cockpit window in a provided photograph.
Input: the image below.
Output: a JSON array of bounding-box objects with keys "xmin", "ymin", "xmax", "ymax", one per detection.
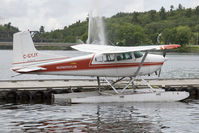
[
  {"xmin": 94, "ymin": 53, "xmax": 134, "ymax": 63},
  {"xmin": 105, "ymin": 54, "xmax": 115, "ymax": 62},
  {"xmin": 134, "ymin": 51, "xmax": 143, "ymax": 58},
  {"xmin": 95, "ymin": 55, "xmax": 103, "ymax": 62},
  {"xmin": 116, "ymin": 53, "xmax": 132, "ymax": 61},
  {"xmin": 95, "ymin": 54, "xmax": 115, "ymax": 62}
]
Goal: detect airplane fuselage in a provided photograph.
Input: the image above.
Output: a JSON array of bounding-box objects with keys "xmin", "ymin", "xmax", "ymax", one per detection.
[{"xmin": 19, "ymin": 52, "xmax": 166, "ymax": 77}]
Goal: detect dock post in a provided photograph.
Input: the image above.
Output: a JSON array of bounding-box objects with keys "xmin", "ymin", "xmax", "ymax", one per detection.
[
  {"xmin": 5, "ymin": 91, "xmax": 18, "ymax": 102},
  {"xmin": 196, "ymin": 87, "xmax": 199, "ymax": 98}
]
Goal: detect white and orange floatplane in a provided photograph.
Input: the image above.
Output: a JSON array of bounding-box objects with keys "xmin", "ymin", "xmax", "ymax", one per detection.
[{"xmin": 11, "ymin": 31, "xmax": 189, "ymax": 103}]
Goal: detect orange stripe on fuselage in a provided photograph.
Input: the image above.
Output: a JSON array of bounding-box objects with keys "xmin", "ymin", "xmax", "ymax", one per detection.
[{"xmin": 38, "ymin": 57, "xmax": 164, "ymax": 72}]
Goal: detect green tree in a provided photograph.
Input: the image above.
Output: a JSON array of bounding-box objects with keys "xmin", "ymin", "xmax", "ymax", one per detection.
[
  {"xmin": 149, "ymin": 10, "xmax": 156, "ymax": 21},
  {"xmin": 193, "ymin": 24, "xmax": 199, "ymax": 32},
  {"xmin": 169, "ymin": 5, "xmax": 175, "ymax": 16},
  {"xmin": 0, "ymin": 22, "xmax": 18, "ymax": 41},
  {"xmin": 37, "ymin": 26, "xmax": 45, "ymax": 42},
  {"xmin": 170, "ymin": 5, "xmax": 174, "ymax": 12},
  {"xmin": 6, "ymin": 22, "xmax": 11, "ymax": 30},
  {"xmin": 36, "ymin": 5, "xmax": 199, "ymax": 47},
  {"xmin": 119, "ymin": 23, "xmax": 146, "ymax": 45},
  {"xmin": 176, "ymin": 26, "xmax": 192, "ymax": 45},
  {"xmin": 185, "ymin": 8, "xmax": 192, "ymax": 17},
  {"xmin": 163, "ymin": 26, "xmax": 191, "ymax": 45},
  {"xmin": 159, "ymin": 7, "xmax": 166, "ymax": 20},
  {"xmin": 162, "ymin": 28, "xmax": 177, "ymax": 44},
  {"xmin": 132, "ymin": 12, "xmax": 139, "ymax": 23},
  {"xmin": 196, "ymin": 6, "xmax": 199, "ymax": 15},
  {"xmin": 178, "ymin": 4, "xmax": 183, "ymax": 10},
  {"xmin": 39, "ymin": 26, "xmax": 45, "ymax": 34}
]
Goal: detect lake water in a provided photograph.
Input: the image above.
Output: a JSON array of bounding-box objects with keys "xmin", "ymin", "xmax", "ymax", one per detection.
[
  {"xmin": 0, "ymin": 50, "xmax": 199, "ymax": 133},
  {"xmin": 0, "ymin": 101, "xmax": 199, "ymax": 133}
]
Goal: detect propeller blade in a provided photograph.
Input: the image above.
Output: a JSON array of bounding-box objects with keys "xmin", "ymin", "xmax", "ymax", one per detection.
[{"xmin": 163, "ymin": 50, "xmax": 167, "ymax": 57}]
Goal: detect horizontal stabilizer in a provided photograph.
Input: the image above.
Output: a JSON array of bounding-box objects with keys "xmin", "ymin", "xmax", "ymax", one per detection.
[{"xmin": 16, "ymin": 67, "xmax": 46, "ymax": 73}]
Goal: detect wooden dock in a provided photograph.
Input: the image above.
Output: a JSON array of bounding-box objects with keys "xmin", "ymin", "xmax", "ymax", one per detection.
[{"xmin": 0, "ymin": 78, "xmax": 199, "ymax": 102}]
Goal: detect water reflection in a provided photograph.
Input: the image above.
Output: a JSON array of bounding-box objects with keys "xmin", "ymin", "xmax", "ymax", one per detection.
[{"xmin": 1, "ymin": 102, "xmax": 199, "ymax": 133}]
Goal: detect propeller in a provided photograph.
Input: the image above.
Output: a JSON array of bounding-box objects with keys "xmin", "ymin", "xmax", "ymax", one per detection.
[{"xmin": 163, "ymin": 50, "xmax": 167, "ymax": 58}]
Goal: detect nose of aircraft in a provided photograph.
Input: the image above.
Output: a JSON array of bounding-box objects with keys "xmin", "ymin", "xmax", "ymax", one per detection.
[{"xmin": 149, "ymin": 54, "xmax": 167, "ymax": 64}]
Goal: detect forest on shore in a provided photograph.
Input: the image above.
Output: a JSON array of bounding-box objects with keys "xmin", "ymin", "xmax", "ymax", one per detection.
[{"xmin": 0, "ymin": 4, "xmax": 199, "ymax": 48}]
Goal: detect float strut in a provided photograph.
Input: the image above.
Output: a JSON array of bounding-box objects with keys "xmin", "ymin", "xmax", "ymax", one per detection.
[
  {"xmin": 141, "ymin": 77, "xmax": 154, "ymax": 89},
  {"xmin": 97, "ymin": 76, "xmax": 101, "ymax": 92},
  {"xmin": 121, "ymin": 77, "xmax": 136, "ymax": 93},
  {"xmin": 104, "ymin": 77, "xmax": 119, "ymax": 94}
]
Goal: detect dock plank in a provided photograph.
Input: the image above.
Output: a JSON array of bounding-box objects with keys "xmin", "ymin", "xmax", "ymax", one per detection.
[{"xmin": 0, "ymin": 78, "xmax": 199, "ymax": 90}]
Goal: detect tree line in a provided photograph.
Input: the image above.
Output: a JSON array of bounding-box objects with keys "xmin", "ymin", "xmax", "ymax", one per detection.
[
  {"xmin": 1, "ymin": 4, "xmax": 199, "ymax": 46},
  {"xmin": 0, "ymin": 22, "xmax": 19, "ymax": 41}
]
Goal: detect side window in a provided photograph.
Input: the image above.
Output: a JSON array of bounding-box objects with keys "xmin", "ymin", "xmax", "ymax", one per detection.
[
  {"xmin": 95, "ymin": 55, "xmax": 103, "ymax": 62},
  {"xmin": 94, "ymin": 54, "xmax": 115, "ymax": 62},
  {"xmin": 116, "ymin": 53, "xmax": 124, "ymax": 61},
  {"xmin": 106, "ymin": 54, "xmax": 115, "ymax": 62},
  {"xmin": 116, "ymin": 53, "xmax": 132, "ymax": 61},
  {"xmin": 124, "ymin": 53, "xmax": 132, "ymax": 60},
  {"xmin": 134, "ymin": 51, "xmax": 143, "ymax": 58}
]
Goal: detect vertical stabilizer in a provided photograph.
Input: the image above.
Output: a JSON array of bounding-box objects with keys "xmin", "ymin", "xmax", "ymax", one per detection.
[
  {"xmin": 12, "ymin": 31, "xmax": 64, "ymax": 70},
  {"xmin": 13, "ymin": 31, "xmax": 38, "ymax": 64}
]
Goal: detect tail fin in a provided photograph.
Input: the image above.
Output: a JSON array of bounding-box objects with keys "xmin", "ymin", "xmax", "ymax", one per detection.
[
  {"xmin": 13, "ymin": 31, "xmax": 38, "ymax": 65},
  {"xmin": 12, "ymin": 31, "xmax": 64, "ymax": 70}
]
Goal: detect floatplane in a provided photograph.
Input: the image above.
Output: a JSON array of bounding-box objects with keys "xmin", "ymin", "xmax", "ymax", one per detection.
[{"xmin": 11, "ymin": 31, "xmax": 189, "ymax": 103}]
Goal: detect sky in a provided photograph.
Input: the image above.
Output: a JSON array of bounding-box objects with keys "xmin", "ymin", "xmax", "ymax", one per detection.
[{"xmin": 0, "ymin": 0, "xmax": 198, "ymax": 31}]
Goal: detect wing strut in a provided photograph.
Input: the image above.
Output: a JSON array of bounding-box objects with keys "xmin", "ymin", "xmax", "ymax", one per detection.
[
  {"xmin": 134, "ymin": 51, "xmax": 149, "ymax": 76},
  {"xmin": 96, "ymin": 51, "xmax": 154, "ymax": 94},
  {"xmin": 121, "ymin": 51, "xmax": 149, "ymax": 93}
]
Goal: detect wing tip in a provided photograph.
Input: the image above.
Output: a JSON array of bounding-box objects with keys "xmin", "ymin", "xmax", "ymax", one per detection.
[{"xmin": 162, "ymin": 44, "xmax": 181, "ymax": 50}]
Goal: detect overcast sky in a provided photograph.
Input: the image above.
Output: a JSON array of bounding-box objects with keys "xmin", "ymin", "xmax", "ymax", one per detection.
[{"xmin": 0, "ymin": 0, "xmax": 198, "ymax": 31}]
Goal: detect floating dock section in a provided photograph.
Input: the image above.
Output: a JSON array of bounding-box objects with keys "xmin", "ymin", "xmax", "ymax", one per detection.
[{"xmin": 0, "ymin": 78, "xmax": 199, "ymax": 102}]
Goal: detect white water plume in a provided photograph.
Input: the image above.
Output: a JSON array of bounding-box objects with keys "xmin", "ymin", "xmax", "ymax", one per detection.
[{"xmin": 87, "ymin": 12, "xmax": 107, "ymax": 45}]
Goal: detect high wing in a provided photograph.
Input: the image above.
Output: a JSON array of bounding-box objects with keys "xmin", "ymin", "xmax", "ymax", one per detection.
[{"xmin": 71, "ymin": 44, "xmax": 181, "ymax": 54}]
